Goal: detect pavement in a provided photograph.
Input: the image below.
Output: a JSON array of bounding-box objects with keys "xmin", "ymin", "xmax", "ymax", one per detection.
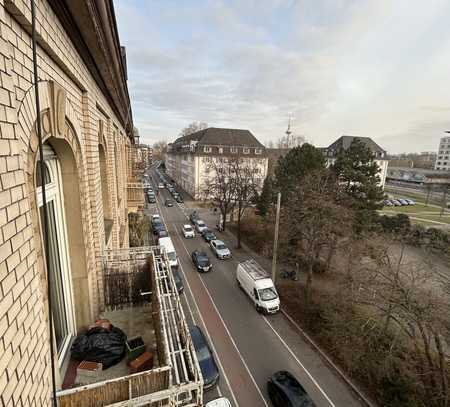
[{"xmin": 145, "ymin": 168, "xmax": 367, "ymax": 407}]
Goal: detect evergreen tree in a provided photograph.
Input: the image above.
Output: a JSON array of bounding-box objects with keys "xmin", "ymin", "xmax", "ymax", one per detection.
[
  {"xmin": 257, "ymin": 176, "xmax": 274, "ymax": 216},
  {"xmin": 332, "ymin": 139, "xmax": 384, "ymax": 211},
  {"xmin": 274, "ymin": 143, "xmax": 326, "ymax": 202}
]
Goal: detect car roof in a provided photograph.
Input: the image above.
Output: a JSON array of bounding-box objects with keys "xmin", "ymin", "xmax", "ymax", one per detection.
[
  {"xmin": 205, "ymin": 398, "xmax": 232, "ymax": 407},
  {"xmin": 271, "ymin": 371, "xmax": 313, "ymax": 405},
  {"xmin": 183, "ymin": 224, "xmax": 192, "ymax": 229},
  {"xmin": 195, "ymin": 251, "xmax": 208, "ymax": 257},
  {"xmin": 190, "ymin": 325, "xmax": 207, "ymax": 348},
  {"xmin": 212, "ymin": 239, "xmax": 225, "ymax": 245}
]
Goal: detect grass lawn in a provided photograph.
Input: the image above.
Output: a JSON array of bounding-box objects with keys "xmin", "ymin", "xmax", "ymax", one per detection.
[
  {"xmin": 408, "ymin": 214, "xmax": 450, "ymax": 225},
  {"xmin": 381, "ymin": 202, "xmax": 442, "ymax": 214}
]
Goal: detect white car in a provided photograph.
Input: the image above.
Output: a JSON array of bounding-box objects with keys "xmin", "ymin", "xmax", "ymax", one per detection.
[
  {"xmin": 205, "ymin": 398, "xmax": 232, "ymax": 407},
  {"xmin": 194, "ymin": 219, "xmax": 208, "ymax": 233},
  {"xmin": 210, "ymin": 239, "xmax": 231, "ymax": 259},
  {"xmin": 151, "ymin": 214, "xmax": 160, "ymax": 221},
  {"xmin": 182, "ymin": 224, "xmax": 195, "ymax": 238},
  {"xmin": 158, "ymin": 183, "xmax": 164, "ymax": 189}
]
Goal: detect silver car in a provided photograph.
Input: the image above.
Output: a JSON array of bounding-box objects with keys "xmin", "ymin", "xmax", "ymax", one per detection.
[{"xmin": 210, "ymin": 239, "xmax": 231, "ymax": 259}]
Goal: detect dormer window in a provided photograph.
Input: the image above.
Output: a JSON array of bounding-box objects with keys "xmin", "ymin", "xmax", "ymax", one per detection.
[
  {"xmin": 243, "ymin": 147, "xmax": 250, "ymax": 154},
  {"xmin": 204, "ymin": 146, "xmax": 211, "ymax": 153},
  {"xmin": 218, "ymin": 147, "xmax": 223, "ymax": 154},
  {"xmin": 255, "ymin": 148, "xmax": 262, "ymax": 154},
  {"xmin": 230, "ymin": 147, "xmax": 238, "ymax": 153}
]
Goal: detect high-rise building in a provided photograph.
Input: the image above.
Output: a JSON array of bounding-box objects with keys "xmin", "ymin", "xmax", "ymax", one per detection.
[{"xmin": 435, "ymin": 136, "xmax": 450, "ymax": 171}]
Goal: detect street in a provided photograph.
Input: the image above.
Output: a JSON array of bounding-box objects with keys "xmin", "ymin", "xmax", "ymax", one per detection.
[{"xmin": 146, "ymin": 168, "xmax": 366, "ymax": 407}]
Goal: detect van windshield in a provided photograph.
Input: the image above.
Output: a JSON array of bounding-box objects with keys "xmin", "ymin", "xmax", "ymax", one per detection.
[
  {"xmin": 167, "ymin": 252, "xmax": 177, "ymax": 261},
  {"xmin": 258, "ymin": 287, "xmax": 278, "ymax": 301}
]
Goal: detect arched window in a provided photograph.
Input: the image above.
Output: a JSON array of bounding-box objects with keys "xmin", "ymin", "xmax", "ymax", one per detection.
[{"xmin": 36, "ymin": 143, "xmax": 76, "ymax": 364}]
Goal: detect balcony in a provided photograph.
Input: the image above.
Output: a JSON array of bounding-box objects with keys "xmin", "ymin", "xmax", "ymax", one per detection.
[
  {"xmin": 127, "ymin": 182, "xmax": 145, "ymax": 212},
  {"xmin": 57, "ymin": 247, "xmax": 203, "ymax": 407}
]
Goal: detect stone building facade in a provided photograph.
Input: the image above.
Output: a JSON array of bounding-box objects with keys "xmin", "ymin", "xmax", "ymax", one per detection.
[
  {"xmin": 166, "ymin": 127, "xmax": 269, "ymax": 199},
  {"xmin": 0, "ymin": 1, "xmax": 135, "ymax": 405}
]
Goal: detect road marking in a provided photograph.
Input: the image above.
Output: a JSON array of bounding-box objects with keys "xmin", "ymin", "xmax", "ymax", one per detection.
[
  {"xmin": 175, "ymin": 226, "xmax": 269, "ymax": 407},
  {"xmin": 178, "ymin": 258, "xmax": 238, "ymax": 407},
  {"xmin": 155, "ymin": 184, "xmax": 237, "ymax": 406},
  {"xmin": 262, "ymin": 316, "xmax": 336, "ymax": 407}
]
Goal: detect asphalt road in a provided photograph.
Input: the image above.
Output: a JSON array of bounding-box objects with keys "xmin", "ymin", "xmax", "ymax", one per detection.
[{"xmin": 145, "ymin": 169, "xmax": 366, "ymax": 407}]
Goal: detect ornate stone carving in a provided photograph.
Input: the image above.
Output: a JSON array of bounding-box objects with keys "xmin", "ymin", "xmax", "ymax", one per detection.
[{"xmin": 47, "ymin": 81, "xmax": 66, "ymax": 137}]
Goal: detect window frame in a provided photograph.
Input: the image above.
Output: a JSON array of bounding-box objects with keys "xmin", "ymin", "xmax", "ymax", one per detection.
[{"xmin": 36, "ymin": 153, "xmax": 76, "ymax": 367}]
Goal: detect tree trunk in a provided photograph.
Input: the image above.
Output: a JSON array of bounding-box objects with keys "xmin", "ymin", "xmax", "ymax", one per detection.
[{"xmin": 237, "ymin": 201, "xmax": 242, "ymax": 249}]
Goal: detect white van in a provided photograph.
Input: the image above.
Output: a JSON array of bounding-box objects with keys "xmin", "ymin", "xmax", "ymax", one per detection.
[
  {"xmin": 236, "ymin": 259, "xmax": 280, "ymax": 314},
  {"xmin": 159, "ymin": 237, "xmax": 178, "ymax": 268}
]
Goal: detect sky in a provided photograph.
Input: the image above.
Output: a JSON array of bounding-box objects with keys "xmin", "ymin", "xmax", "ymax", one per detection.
[{"xmin": 115, "ymin": 0, "xmax": 450, "ymax": 154}]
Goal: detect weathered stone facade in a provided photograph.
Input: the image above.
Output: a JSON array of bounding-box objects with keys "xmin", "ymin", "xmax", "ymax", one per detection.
[{"xmin": 0, "ymin": 1, "xmax": 133, "ymax": 405}]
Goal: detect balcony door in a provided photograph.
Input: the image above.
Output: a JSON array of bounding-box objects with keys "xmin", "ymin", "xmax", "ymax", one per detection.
[{"xmin": 36, "ymin": 144, "xmax": 76, "ymax": 366}]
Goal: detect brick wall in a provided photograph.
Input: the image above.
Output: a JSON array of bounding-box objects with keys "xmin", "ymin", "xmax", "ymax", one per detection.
[{"xmin": 0, "ymin": 0, "xmax": 131, "ymax": 405}]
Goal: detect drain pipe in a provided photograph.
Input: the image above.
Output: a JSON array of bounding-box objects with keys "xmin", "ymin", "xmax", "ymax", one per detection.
[{"xmin": 31, "ymin": 1, "xmax": 58, "ymax": 405}]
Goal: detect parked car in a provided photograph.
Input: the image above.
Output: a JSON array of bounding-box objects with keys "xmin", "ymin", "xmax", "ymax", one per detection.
[
  {"xmin": 190, "ymin": 326, "xmax": 219, "ymax": 390},
  {"xmin": 267, "ymin": 371, "xmax": 315, "ymax": 407},
  {"xmin": 194, "ymin": 219, "xmax": 208, "ymax": 233},
  {"xmin": 152, "ymin": 222, "xmax": 166, "ymax": 236},
  {"xmin": 383, "ymin": 200, "xmax": 393, "ymax": 207},
  {"xmin": 202, "ymin": 229, "xmax": 217, "ymax": 243},
  {"xmin": 237, "ymin": 259, "xmax": 279, "ymax": 314},
  {"xmin": 148, "ymin": 196, "xmax": 156, "ymax": 204},
  {"xmin": 151, "ymin": 214, "xmax": 160, "ymax": 221},
  {"xmin": 191, "ymin": 250, "xmax": 212, "ymax": 272},
  {"xmin": 398, "ymin": 199, "xmax": 409, "ymax": 206},
  {"xmin": 156, "ymin": 229, "xmax": 169, "ymax": 240},
  {"xmin": 176, "ymin": 194, "xmax": 184, "ymax": 203},
  {"xmin": 171, "ymin": 267, "xmax": 184, "ymax": 294},
  {"xmin": 158, "ymin": 183, "xmax": 164, "ymax": 189},
  {"xmin": 182, "ymin": 224, "xmax": 195, "ymax": 238},
  {"xmin": 189, "ymin": 212, "xmax": 199, "ymax": 224},
  {"xmin": 405, "ymin": 198, "xmax": 416, "ymax": 205},
  {"xmin": 210, "ymin": 239, "xmax": 231, "ymax": 259},
  {"xmin": 165, "ymin": 199, "xmax": 174, "ymax": 207},
  {"xmin": 205, "ymin": 398, "xmax": 231, "ymax": 407},
  {"xmin": 391, "ymin": 199, "xmax": 402, "ymax": 206}
]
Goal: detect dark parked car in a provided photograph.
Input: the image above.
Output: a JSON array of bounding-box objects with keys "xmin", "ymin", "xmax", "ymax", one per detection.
[
  {"xmin": 176, "ymin": 194, "xmax": 184, "ymax": 203},
  {"xmin": 267, "ymin": 371, "xmax": 315, "ymax": 407},
  {"xmin": 191, "ymin": 250, "xmax": 212, "ymax": 272},
  {"xmin": 156, "ymin": 229, "xmax": 169, "ymax": 239},
  {"xmin": 165, "ymin": 199, "xmax": 174, "ymax": 207},
  {"xmin": 201, "ymin": 229, "xmax": 216, "ymax": 243},
  {"xmin": 148, "ymin": 195, "xmax": 156, "ymax": 204},
  {"xmin": 152, "ymin": 221, "xmax": 166, "ymax": 235},
  {"xmin": 171, "ymin": 268, "xmax": 184, "ymax": 294},
  {"xmin": 190, "ymin": 326, "xmax": 219, "ymax": 390},
  {"xmin": 189, "ymin": 212, "xmax": 199, "ymax": 224}
]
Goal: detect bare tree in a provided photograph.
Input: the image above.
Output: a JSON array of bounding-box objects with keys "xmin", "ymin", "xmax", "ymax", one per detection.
[
  {"xmin": 180, "ymin": 121, "xmax": 208, "ymax": 137},
  {"xmin": 281, "ymin": 169, "xmax": 353, "ymax": 312},
  {"xmin": 352, "ymin": 242, "xmax": 450, "ymax": 407},
  {"xmin": 152, "ymin": 140, "xmax": 167, "ymax": 161},
  {"xmin": 230, "ymin": 157, "xmax": 261, "ymax": 248},
  {"xmin": 202, "ymin": 157, "xmax": 235, "ymax": 231}
]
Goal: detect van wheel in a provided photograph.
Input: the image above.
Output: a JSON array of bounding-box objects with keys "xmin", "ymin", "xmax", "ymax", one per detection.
[
  {"xmin": 255, "ymin": 304, "xmax": 262, "ymax": 313},
  {"xmin": 236, "ymin": 279, "xmax": 241, "ymax": 289}
]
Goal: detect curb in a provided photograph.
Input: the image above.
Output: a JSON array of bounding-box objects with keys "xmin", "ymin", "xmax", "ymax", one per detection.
[{"xmin": 280, "ymin": 308, "xmax": 378, "ymax": 407}]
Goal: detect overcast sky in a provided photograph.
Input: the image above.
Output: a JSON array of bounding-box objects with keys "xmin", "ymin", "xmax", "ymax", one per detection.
[{"xmin": 115, "ymin": 0, "xmax": 450, "ymax": 154}]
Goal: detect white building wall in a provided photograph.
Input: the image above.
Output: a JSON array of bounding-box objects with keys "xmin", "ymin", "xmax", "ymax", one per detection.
[{"xmin": 435, "ymin": 136, "xmax": 450, "ymax": 171}]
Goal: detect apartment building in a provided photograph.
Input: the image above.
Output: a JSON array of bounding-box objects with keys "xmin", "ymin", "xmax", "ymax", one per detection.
[
  {"xmin": 435, "ymin": 136, "xmax": 450, "ymax": 171},
  {"xmin": 0, "ymin": 1, "xmax": 148, "ymax": 405},
  {"xmin": 322, "ymin": 135, "xmax": 389, "ymax": 188},
  {"xmin": 166, "ymin": 127, "xmax": 269, "ymax": 199}
]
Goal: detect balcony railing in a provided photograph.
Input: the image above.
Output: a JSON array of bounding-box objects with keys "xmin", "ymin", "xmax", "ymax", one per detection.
[{"xmin": 56, "ymin": 247, "xmax": 203, "ymax": 407}]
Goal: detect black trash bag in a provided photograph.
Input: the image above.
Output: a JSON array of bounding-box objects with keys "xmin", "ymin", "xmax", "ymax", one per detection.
[{"xmin": 71, "ymin": 326, "xmax": 127, "ymax": 369}]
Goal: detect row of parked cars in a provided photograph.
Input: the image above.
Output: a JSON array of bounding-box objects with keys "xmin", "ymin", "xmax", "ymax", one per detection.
[
  {"xmin": 383, "ymin": 198, "xmax": 416, "ymax": 207},
  {"xmin": 148, "ymin": 176, "xmax": 314, "ymax": 406}
]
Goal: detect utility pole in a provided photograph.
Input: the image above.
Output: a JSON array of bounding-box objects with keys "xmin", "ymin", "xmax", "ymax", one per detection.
[{"xmin": 272, "ymin": 192, "xmax": 281, "ymax": 283}]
